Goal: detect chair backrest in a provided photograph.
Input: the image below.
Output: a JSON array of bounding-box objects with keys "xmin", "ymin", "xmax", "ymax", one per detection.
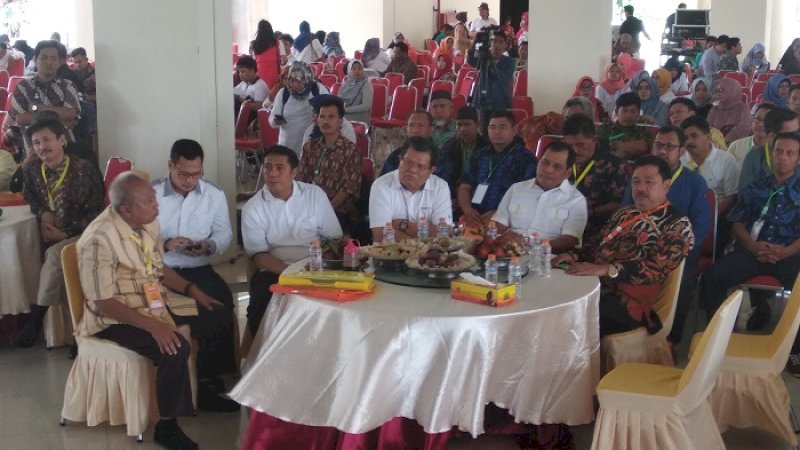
[
  {"xmin": 678, "ymin": 290, "xmax": 742, "ymax": 408},
  {"xmin": 427, "ymin": 39, "xmax": 437, "ymax": 53},
  {"xmin": 0, "ymin": 71, "xmax": 8, "ymax": 92},
  {"xmin": 653, "ymin": 260, "xmax": 685, "ymax": 335},
  {"xmin": 351, "ymin": 121, "xmax": 368, "ymax": 135},
  {"xmin": 510, "ymin": 108, "xmax": 528, "ymax": 125},
  {"xmin": 331, "ymin": 55, "xmax": 347, "ymax": 67},
  {"xmin": 356, "ymin": 134, "xmax": 369, "ymax": 158},
  {"xmin": 335, "ymin": 61, "xmax": 347, "ymax": 79},
  {"xmin": 60, "ymin": 243, "xmax": 84, "ymax": 329},
  {"xmin": 722, "ymin": 71, "xmax": 746, "ymax": 87},
  {"xmin": 764, "ymin": 275, "xmax": 800, "ymax": 369},
  {"xmin": 0, "ymin": 87, "xmax": 7, "ymax": 113},
  {"xmin": 370, "ymin": 77, "xmax": 389, "ymax": 88},
  {"xmin": 104, "ymin": 157, "xmax": 134, "ymax": 205},
  {"xmin": 6, "ymin": 57, "xmax": 23, "ymax": 77},
  {"xmin": 512, "ymin": 96, "xmax": 533, "ymax": 117},
  {"xmin": 330, "ymin": 82, "xmax": 342, "ymax": 96},
  {"xmin": 370, "ymin": 83, "xmax": 387, "ymax": 119},
  {"xmin": 451, "ymin": 94, "xmax": 466, "ymax": 118},
  {"xmin": 430, "ymin": 80, "xmax": 455, "ymax": 96},
  {"xmin": 535, "ymin": 135, "xmax": 562, "ymax": 159},
  {"xmin": 417, "ymin": 65, "xmax": 430, "ymax": 86},
  {"xmin": 318, "ymin": 74, "xmax": 338, "ymax": 90},
  {"xmin": 408, "ymin": 78, "xmax": 426, "ymax": 109},
  {"xmin": 699, "ymin": 190, "xmax": 717, "ymax": 260},
  {"xmin": 354, "ymin": 50, "xmax": 362, "ymax": 60},
  {"xmin": 385, "ymin": 72, "xmax": 404, "ymax": 92},
  {"xmin": 257, "ymin": 109, "xmax": 280, "ymax": 149},
  {"xmin": 513, "ymin": 70, "xmax": 527, "ymax": 96},
  {"xmin": 789, "ymin": 74, "xmax": 800, "ymax": 85},
  {"xmin": 457, "ymin": 76, "xmax": 474, "ymax": 97},
  {"xmin": 454, "ymin": 68, "xmax": 476, "ymax": 94},
  {"xmin": 7, "ymin": 75, "xmax": 24, "ymax": 93},
  {"xmin": 750, "ymin": 81, "xmax": 767, "ymax": 100},
  {"xmin": 756, "ymin": 72, "xmax": 778, "ymax": 83},
  {"xmin": 309, "ymin": 62, "xmax": 324, "ymax": 77},
  {"xmin": 741, "ymin": 88, "xmax": 750, "ymax": 104},
  {"xmin": 388, "ymin": 86, "xmax": 418, "ymax": 121}
]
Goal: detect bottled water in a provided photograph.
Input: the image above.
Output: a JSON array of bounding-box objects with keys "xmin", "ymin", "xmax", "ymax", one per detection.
[
  {"xmin": 508, "ymin": 256, "xmax": 523, "ymax": 299},
  {"xmin": 383, "ymin": 222, "xmax": 395, "ymax": 243},
  {"xmin": 485, "ymin": 254, "xmax": 498, "ymax": 284},
  {"xmin": 486, "ymin": 221, "xmax": 498, "ymax": 240},
  {"xmin": 529, "ymin": 232, "xmax": 541, "ymax": 275},
  {"xmin": 437, "ymin": 217, "xmax": 450, "ymax": 238},
  {"xmin": 418, "ymin": 215, "xmax": 429, "ymax": 238},
  {"xmin": 540, "ymin": 240, "xmax": 552, "ymax": 278},
  {"xmin": 308, "ymin": 240, "xmax": 323, "ymax": 272},
  {"xmin": 454, "ymin": 217, "xmax": 465, "ymax": 237}
]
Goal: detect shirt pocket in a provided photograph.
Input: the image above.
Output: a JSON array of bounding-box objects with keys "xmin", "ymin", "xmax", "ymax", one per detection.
[{"xmin": 544, "ymin": 207, "xmax": 568, "ymax": 235}]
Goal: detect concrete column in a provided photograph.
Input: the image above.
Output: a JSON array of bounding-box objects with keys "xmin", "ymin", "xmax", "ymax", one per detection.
[
  {"xmin": 527, "ymin": 0, "xmax": 612, "ymax": 114},
  {"xmin": 709, "ymin": 0, "xmax": 771, "ymax": 61}
]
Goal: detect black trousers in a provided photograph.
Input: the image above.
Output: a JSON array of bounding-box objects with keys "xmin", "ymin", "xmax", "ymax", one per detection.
[
  {"xmin": 172, "ymin": 265, "xmax": 237, "ymax": 378},
  {"xmin": 95, "ymin": 324, "xmax": 195, "ymax": 418},
  {"xmin": 667, "ymin": 249, "xmax": 700, "ymax": 345},
  {"xmin": 247, "ymin": 270, "xmax": 280, "ymax": 336}
]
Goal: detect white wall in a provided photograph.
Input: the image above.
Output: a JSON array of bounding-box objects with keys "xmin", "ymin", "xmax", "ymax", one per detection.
[
  {"xmin": 439, "ymin": 0, "xmax": 501, "ymax": 24},
  {"xmin": 766, "ymin": 0, "xmax": 800, "ymax": 65},
  {"xmin": 710, "ymin": 0, "xmax": 770, "ymax": 59},
  {"xmin": 528, "ymin": 0, "xmax": 612, "ymax": 114},
  {"xmin": 386, "ymin": 0, "xmax": 436, "ymax": 49},
  {"xmin": 93, "ymin": 0, "xmax": 235, "ymax": 203}
]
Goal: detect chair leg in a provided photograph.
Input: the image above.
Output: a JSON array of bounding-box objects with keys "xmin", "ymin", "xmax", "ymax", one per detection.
[
  {"xmin": 136, "ymin": 433, "xmax": 143, "ymax": 443},
  {"xmin": 791, "ymin": 405, "xmax": 800, "ymax": 433}
]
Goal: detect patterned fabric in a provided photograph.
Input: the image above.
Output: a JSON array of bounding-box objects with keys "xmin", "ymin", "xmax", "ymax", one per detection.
[
  {"xmin": 459, "ymin": 140, "xmax": 537, "ymax": 214},
  {"xmin": 9, "ymin": 76, "xmax": 82, "ymax": 142},
  {"xmin": 432, "ymin": 120, "xmax": 456, "ymax": 150},
  {"xmin": 440, "ymin": 134, "xmax": 490, "ymax": 194},
  {"xmin": 718, "ymin": 52, "xmax": 739, "ymax": 71},
  {"xmin": 596, "ymin": 122, "xmax": 653, "ymax": 156},
  {"xmin": 570, "ymin": 151, "xmax": 629, "ymax": 240},
  {"xmin": 297, "ymin": 135, "xmax": 362, "ymax": 214},
  {"xmin": 22, "ymin": 155, "xmax": 104, "ymax": 240},
  {"xmin": 379, "ymin": 142, "xmax": 453, "ymax": 187},
  {"xmin": 385, "ymin": 58, "xmax": 418, "ymax": 84},
  {"xmin": 728, "ymin": 174, "xmax": 800, "ymax": 246}
]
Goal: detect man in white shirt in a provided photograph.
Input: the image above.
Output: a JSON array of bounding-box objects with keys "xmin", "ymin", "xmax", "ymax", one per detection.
[
  {"xmin": 241, "ymin": 145, "xmax": 342, "ymax": 334},
  {"xmin": 493, "ymin": 141, "xmax": 588, "ymax": 252},
  {"xmin": 469, "ymin": 2, "xmax": 499, "ymax": 35},
  {"xmin": 234, "ymin": 55, "xmax": 268, "ymax": 116},
  {"xmin": 369, "ymin": 136, "xmax": 452, "ymax": 242}
]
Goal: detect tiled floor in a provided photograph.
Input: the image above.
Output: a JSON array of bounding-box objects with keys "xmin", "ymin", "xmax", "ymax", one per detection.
[{"xmin": 0, "ymin": 256, "xmax": 797, "ymax": 449}]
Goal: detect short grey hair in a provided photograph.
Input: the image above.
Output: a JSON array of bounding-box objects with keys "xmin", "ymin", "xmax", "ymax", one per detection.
[
  {"xmin": 109, "ymin": 171, "xmax": 145, "ymax": 211},
  {"xmin": 563, "ymin": 96, "xmax": 594, "ymax": 119}
]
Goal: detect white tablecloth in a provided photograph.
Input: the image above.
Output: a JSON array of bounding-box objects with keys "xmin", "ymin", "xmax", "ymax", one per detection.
[
  {"xmin": 0, "ymin": 205, "xmax": 41, "ymax": 317},
  {"xmin": 230, "ymin": 263, "xmax": 601, "ymax": 437}
]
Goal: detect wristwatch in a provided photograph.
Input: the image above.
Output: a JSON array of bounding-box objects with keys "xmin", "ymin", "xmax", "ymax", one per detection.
[
  {"xmin": 398, "ymin": 220, "xmax": 409, "ymax": 232},
  {"xmin": 31, "ymin": 104, "xmax": 39, "ymax": 112},
  {"xmin": 607, "ymin": 263, "xmax": 620, "ymax": 279}
]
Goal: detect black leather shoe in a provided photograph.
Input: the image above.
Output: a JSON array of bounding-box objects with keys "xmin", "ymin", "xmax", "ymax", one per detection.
[
  {"xmin": 153, "ymin": 419, "xmax": 198, "ymax": 450},
  {"xmin": 198, "ymin": 386, "xmax": 239, "ymax": 413}
]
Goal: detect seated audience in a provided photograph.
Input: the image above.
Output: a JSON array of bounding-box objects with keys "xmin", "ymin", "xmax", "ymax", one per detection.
[
  {"xmin": 595, "ymin": 62, "xmax": 628, "ymax": 119},
  {"xmin": 233, "ymin": 55, "xmax": 269, "ymax": 115},
  {"xmin": 361, "ymin": 38, "xmax": 392, "ymax": 74},
  {"xmin": 636, "ymin": 75, "xmax": 668, "ymax": 126},
  {"xmin": 667, "ymin": 97, "xmax": 728, "ymax": 149},
  {"xmin": 563, "ymin": 96, "xmax": 595, "ymax": 120},
  {"xmin": 740, "ymin": 107, "xmax": 800, "ymax": 190},
  {"xmin": 432, "ymin": 36, "xmax": 455, "ymax": 62},
  {"xmin": 561, "ymin": 114, "xmax": 628, "ymax": 242},
  {"xmin": 384, "ymin": 42, "xmax": 418, "ymax": 84},
  {"xmin": 429, "ymin": 90, "xmax": 456, "ymax": 148},
  {"xmin": 242, "ymin": 145, "xmax": 342, "ymax": 335},
  {"xmin": 707, "ymin": 78, "xmax": 753, "ymax": 144},
  {"xmin": 690, "ymin": 78, "xmax": 713, "ymax": 118},
  {"xmin": 386, "ymin": 32, "xmax": 418, "ymax": 62},
  {"xmin": 741, "ymin": 42, "xmax": 770, "ymax": 77},
  {"xmin": 699, "ymin": 34, "xmax": 728, "ymax": 80},
  {"xmin": 291, "ymin": 21, "xmax": 325, "ymax": 63},
  {"xmin": 651, "ymin": 68, "xmax": 676, "ymax": 104},
  {"xmin": 14, "ymin": 118, "xmax": 104, "ymax": 348},
  {"xmin": 611, "ymin": 33, "xmax": 634, "ymax": 63},
  {"xmin": 718, "ymin": 37, "xmax": 742, "ymax": 71},
  {"xmin": 380, "ymin": 110, "xmax": 451, "ymax": 182},
  {"xmin": 269, "ymin": 61, "xmax": 329, "ymax": 156},
  {"xmin": 762, "ymin": 74, "xmax": 791, "ymax": 108},
  {"xmin": 780, "ymin": 40, "xmax": 800, "ymax": 75},
  {"xmin": 457, "ymin": 110, "xmax": 536, "ymax": 226},
  {"xmin": 322, "ymin": 31, "xmax": 344, "ymax": 57},
  {"xmin": 440, "ymin": 106, "xmax": 489, "ymax": 195},
  {"xmin": 473, "ymin": 31, "xmax": 515, "ymax": 129},
  {"xmin": 69, "ymin": 47, "xmax": 95, "ymax": 102},
  {"xmin": 297, "ymin": 95, "xmax": 361, "ymax": 222},
  {"xmin": 700, "ymin": 132, "xmax": 800, "ymax": 371},
  {"xmin": 432, "ymin": 53, "xmax": 456, "ymax": 83},
  {"xmin": 492, "ymin": 141, "xmax": 587, "ymax": 252},
  {"xmin": 597, "ymin": 92, "xmax": 652, "ymax": 160},
  {"xmin": 728, "ymin": 103, "xmax": 775, "ymax": 168},
  {"xmin": 553, "ymin": 156, "xmax": 693, "ymax": 337},
  {"xmin": 338, "ymin": 60, "xmax": 373, "ymax": 124},
  {"xmin": 453, "ymin": 12, "xmax": 470, "ymax": 57},
  {"xmin": 790, "ymin": 84, "xmax": 800, "ymax": 115},
  {"xmin": 663, "ymin": 56, "xmax": 689, "ymax": 94},
  {"xmin": 515, "ymin": 41, "xmax": 528, "ymax": 72},
  {"xmin": 369, "ymin": 137, "xmax": 452, "ymax": 242},
  {"xmin": 572, "ymin": 76, "xmax": 599, "ymax": 120}
]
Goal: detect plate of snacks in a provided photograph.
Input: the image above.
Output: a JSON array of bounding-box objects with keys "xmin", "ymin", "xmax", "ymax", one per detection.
[
  {"xmin": 405, "ymin": 249, "xmax": 477, "ymax": 278},
  {"xmin": 362, "ymin": 240, "xmax": 425, "ymax": 261}
]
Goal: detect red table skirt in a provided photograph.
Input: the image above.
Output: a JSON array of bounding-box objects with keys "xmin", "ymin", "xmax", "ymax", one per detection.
[{"xmin": 242, "ymin": 404, "xmax": 540, "ymax": 450}]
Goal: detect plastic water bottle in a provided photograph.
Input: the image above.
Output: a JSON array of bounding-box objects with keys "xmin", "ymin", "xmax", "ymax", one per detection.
[
  {"xmin": 308, "ymin": 240, "xmax": 323, "ymax": 272},
  {"xmin": 529, "ymin": 232, "xmax": 541, "ymax": 275},
  {"xmin": 343, "ymin": 239, "xmax": 361, "ymax": 272},
  {"xmin": 418, "ymin": 215, "xmax": 429, "ymax": 238},
  {"xmin": 383, "ymin": 222, "xmax": 395, "ymax": 243},
  {"xmin": 508, "ymin": 256, "xmax": 523, "ymax": 299},
  {"xmin": 540, "ymin": 240, "xmax": 552, "ymax": 278},
  {"xmin": 437, "ymin": 218, "xmax": 450, "ymax": 238},
  {"xmin": 485, "ymin": 254, "xmax": 498, "ymax": 284},
  {"xmin": 486, "ymin": 221, "xmax": 498, "ymax": 240},
  {"xmin": 454, "ymin": 216, "xmax": 465, "ymax": 237}
]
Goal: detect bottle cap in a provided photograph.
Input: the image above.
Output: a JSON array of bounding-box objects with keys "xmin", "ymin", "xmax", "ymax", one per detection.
[
  {"xmin": 488, "ymin": 254, "xmax": 496, "ymax": 261},
  {"xmin": 344, "ymin": 239, "xmax": 360, "ymax": 254},
  {"xmin": 385, "ymin": 222, "xmax": 392, "ymax": 227},
  {"xmin": 439, "ymin": 217, "xmax": 446, "ymax": 222},
  {"xmin": 532, "ymin": 232, "xmax": 539, "ymax": 237},
  {"xmin": 511, "ymin": 256, "xmax": 520, "ymax": 262},
  {"xmin": 542, "ymin": 239, "xmax": 550, "ymax": 244},
  {"xmin": 311, "ymin": 239, "xmax": 320, "ymax": 245}
]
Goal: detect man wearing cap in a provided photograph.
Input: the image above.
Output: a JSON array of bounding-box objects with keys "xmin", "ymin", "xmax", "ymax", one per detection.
[
  {"xmin": 470, "ymin": 3, "xmax": 498, "ymax": 35},
  {"xmin": 440, "ymin": 106, "xmax": 488, "ymax": 195},
  {"xmin": 430, "ymin": 90, "xmax": 456, "ymax": 149}
]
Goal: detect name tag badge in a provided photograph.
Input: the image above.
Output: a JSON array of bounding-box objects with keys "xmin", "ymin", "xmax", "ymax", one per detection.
[
  {"xmin": 143, "ymin": 281, "xmax": 165, "ymax": 309},
  {"xmin": 472, "ymin": 183, "xmax": 489, "ymax": 204}
]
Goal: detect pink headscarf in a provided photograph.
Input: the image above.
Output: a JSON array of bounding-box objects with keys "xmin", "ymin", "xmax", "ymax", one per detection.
[
  {"xmin": 515, "ymin": 12, "xmax": 529, "ymax": 42},
  {"xmin": 599, "ymin": 63, "xmax": 626, "ymax": 95},
  {"xmin": 707, "ymin": 78, "xmax": 753, "ymax": 143}
]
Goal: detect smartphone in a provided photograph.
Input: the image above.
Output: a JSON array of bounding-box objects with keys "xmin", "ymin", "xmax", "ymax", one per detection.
[
  {"xmin": 186, "ymin": 243, "xmax": 202, "ymax": 251},
  {"xmin": 556, "ymin": 262, "xmax": 570, "ymax": 270}
]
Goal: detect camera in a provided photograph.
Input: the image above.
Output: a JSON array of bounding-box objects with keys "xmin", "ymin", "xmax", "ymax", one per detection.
[{"xmin": 474, "ymin": 25, "xmax": 501, "ymax": 60}]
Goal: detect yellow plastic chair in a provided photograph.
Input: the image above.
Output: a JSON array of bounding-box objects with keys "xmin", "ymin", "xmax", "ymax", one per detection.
[
  {"xmin": 591, "ymin": 290, "xmax": 742, "ymax": 450},
  {"xmin": 689, "ymin": 274, "xmax": 800, "ymax": 447},
  {"xmin": 600, "ymin": 260, "xmax": 685, "ymax": 374},
  {"xmin": 59, "ymin": 243, "xmax": 196, "ymax": 442}
]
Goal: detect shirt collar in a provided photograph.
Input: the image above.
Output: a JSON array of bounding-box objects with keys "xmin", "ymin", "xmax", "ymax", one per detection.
[
  {"xmin": 531, "ymin": 177, "xmax": 573, "ymax": 193},
  {"xmin": 262, "ymin": 180, "xmax": 301, "ymax": 202},
  {"xmin": 161, "ymin": 177, "xmax": 203, "ymax": 196},
  {"xmin": 389, "ymin": 170, "xmax": 434, "ymax": 193}
]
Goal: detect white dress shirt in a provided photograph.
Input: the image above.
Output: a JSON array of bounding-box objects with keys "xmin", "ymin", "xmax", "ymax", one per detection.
[
  {"xmin": 269, "ymin": 83, "xmax": 331, "ymax": 157},
  {"xmin": 469, "ymin": 17, "xmax": 499, "ymax": 32},
  {"xmin": 369, "ymin": 170, "xmax": 452, "ymax": 229},
  {"xmin": 153, "ymin": 177, "xmax": 233, "ymax": 269},
  {"xmin": 492, "ymin": 178, "xmax": 588, "ymax": 240},
  {"xmin": 234, "ymin": 78, "xmax": 269, "ymax": 103},
  {"xmin": 680, "ymin": 146, "xmax": 739, "ymax": 198},
  {"xmin": 242, "ymin": 180, "xmax": 343, "ymax": 265}
]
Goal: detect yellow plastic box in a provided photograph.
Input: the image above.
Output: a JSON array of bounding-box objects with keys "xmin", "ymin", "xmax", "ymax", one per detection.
[
  {"xmin": 451, "ymin": 280, "xmax": 516, "ymax": 307},
  {"xmin": 279, "ymin": 270, "xmax": 375, "ymax": 291}
]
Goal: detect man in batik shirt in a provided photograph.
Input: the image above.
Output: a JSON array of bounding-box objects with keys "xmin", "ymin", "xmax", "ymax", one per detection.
[{"xmin": 553, "ymin": 156, "xmax": 693, "ymax": 337}]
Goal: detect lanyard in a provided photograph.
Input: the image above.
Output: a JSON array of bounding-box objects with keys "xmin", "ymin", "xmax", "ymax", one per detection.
[
  {"xmin": 314, "ymin": 141, "xmax": 336, "ymax": 177},
  {"xmin": 486, "ymin": 148, "xmax": 513, "ymax": 182},
  {"xmin": 689, "ymin": 158, "xmax": 703, "ymax": 174},
  {"xmin": 764, "ymin": 142, "xmax": 772, "ymax": 171},
  {"xmin": 129, "ymin": 233, "xmax": 155, "ymax": 279},
  {"xmin": 572, "ymin": 160, "xmax": 595, "ymax": 187},
  {"xmin": 671, "ymin": 166, "xmax": 683, "ymax": 183},
  {"xmin": 758, "ymin": 185, "xmax": 785, "ymax": 220},
  {"xmin": 602, "ymin": 202, "xmax": 671, "ymax": 245},
  {"xmin": 40, "ymin": 156, "xmax": 70, "ymax": 210}
]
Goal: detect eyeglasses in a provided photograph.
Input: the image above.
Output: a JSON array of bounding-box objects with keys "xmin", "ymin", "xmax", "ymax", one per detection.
[
  {"xmin": 175, "ymin": 171, "xmax": 203, "ymax": 180},
  {"xmin": 400, "ymin": 158, "xmax": 431, "ymax": 172},
  {"xmin": 653, "ymin": 142, "xmax": 680, "ymax": 151}
]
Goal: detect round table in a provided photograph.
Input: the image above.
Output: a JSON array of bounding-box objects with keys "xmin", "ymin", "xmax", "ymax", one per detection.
[
  {"xmin": 231, "ymin": 261, "xmax": 601, "ymax": 441},
  {"xmin": 0, "ymin": 205, "xmax": 41, "ymax": 317}
]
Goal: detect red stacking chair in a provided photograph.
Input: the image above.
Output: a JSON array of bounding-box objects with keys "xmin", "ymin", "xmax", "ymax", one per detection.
[
  {"xmin": 231, "ymin": 43, "xmax": 239, "ymax": 54},
  {"xmin": 331, "ymin": 55, "xmax": 346, "ymax": 67},
  {"xmin": 741, "ymin": 89, "xmax": 750, "ymax": 104},
  {"xmin": 751, "ymin": 80, "xmax": 767, "ymax": 100},
  {"xmin": 351, "ymin": 121, "xmax": 368, "ymax": 136},
  {"xmin": 427, "ymin": 39, "xmax": 437, "ymax": 53},
  {"xmin": 430, "ymin": 80, "xmax": 454, "ymax": 96},
  {"xmin": 535, "ymin": 135, "xmax": 562, "ymax": 159},
  {"xmin": 695, "ymin": 190, "xmax": 717, "ymax": 277},
  {"xmin": 512, "ymin": 96, "xmax": 533, "ymax": 117},
  {"xmin": 454, "ymin": 68, "xmax": 476, "ymax": 95},
  {"xmin": 451, "ymin": 94, "xmax": 466, "ymax": 118},
  {"xmin": 309, "ymin": 62, "xmax": 324, "ymax": 78},
  {"xmin": 789, "ymin": 75, "xmax": 800, "ymax": 85},
  {"xmin": 756, "ymin": 72, "xmax": 778, "ymax": 83},
  {"xmin": 417, "ymin": 65, "xmax": 430, "ymax": 86},
  {"xmin": 354, "ymin": 50, "xmax": 362, "ymax": 60},
  {"xmin": 318, "ymin": 74, "xmax": 338, "ymax": 90},
  {"xmin": 384, "ymin": 72, "xmax": 404, "ymax": 92},
  {"xmin": 6, "ymin": 57, "xmax": 23, "ymax": 77},
  {"xmin": 0, "ymin": 88, "xmax": 7, "ymax": 114},
  {"xmin": 235, "ymin": 102, "xmax": 261, "ymax": 150},
  {"xmin": 7, "ymin": 75, "xmax": 24, "ymax": 93},
  {"xmin": 335, "ymin": 61, "xmax": 347, "ymax": 79},
  {"xmin": 257, "ymin": 109, "xmax": 279, "ymax": 149},
  {"xmin": 370, "ymin": 77, "xmax": 389, "ymax": 89},
  {"xmin": 453, "ymin": 54, "xmax": 465, "ymax": 67},
  {"xmin": 416, "ymin": 51, "xmax": 433, "ymax": 68},
  {"xmin": 330, "ymin": 82, "xmax": 342, "ymax": 96},
  {"xmin": 513, "ymin": 70, "xmax": 527, "ymax": 96},
  {"xmin": 722, "ymin": 71, "xmax": 746, "ymax": 87},
  {"xmin": 457, "ymin": 76, "xmax": 474, "ymax": 97},
  {"xmin": 103, "ymin": 157, "xmax": 133, "ymax": 205},
  {"xmin": 371, "ymin": 86, "xmax": 418, "ymax": 129},
  {"xmin": 370, "ymin": 83, "xmax": 388, "ymax": 123},
  {"xmin": 408, "ymin": 78, "xmax": 426, "ymax": 109},
  {"xmin": 0, "ymin": 71, "xmax": 8, "ymax": 92},
  {"xmin": 510, "ymin": 109, "xmax": 528, "ymax": 126}
]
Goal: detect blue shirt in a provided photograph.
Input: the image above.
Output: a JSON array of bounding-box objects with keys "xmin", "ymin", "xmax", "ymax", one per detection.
[
  {"xmin": 739, "ymin": 144, "xmax": 800, "ymax": 191},
  {"xmin": 623, "ymin": 165, "xmax": 710, "ymax": 246},
  {"xmin": 728, "ymin": 174, "xmax": 800, "ymax": 246},
  {"xmin": 473, "ymin": 55, "xmax": 515, "ymax": 111},
  {"xmin": 459, "ymin": 141, "xmax": 537, "ymax": 214}
]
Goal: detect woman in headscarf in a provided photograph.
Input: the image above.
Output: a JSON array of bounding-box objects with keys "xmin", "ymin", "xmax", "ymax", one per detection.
[
  {"xmin": 432, "ymin": 36, "xmax": 454, "ymax": 61},
  {"xmin": 663, "ymin": 57, "xmax": 689, "ymax": 94},
  {"xmin": 572, "ymin": 76, "xmax": 599, "ymax": 121},
  {"xmin": 292, "ymin": 21, "xmax": 325, "ymax": 63},
  {"xmin": 778, "ymin": 38, "xmax": 800, "ymax": 72},
  {"xmin": 707, "ymin": 77, "xmax": 752, "ymax": 144},
  {"xmin": 740, "ymin": 43, "xmax": 770, "ymax": 77},
  {"xmin": 268, "ymin": 61, "xmax": 330, "ymax": 156},
  {"xmin": 690, "ymin": 78, "xmax": 713, "ymax": 118},
  {"xmin": 761, "ymin": 74, "xmax": 791, "ymax": 108},
  {"xmin": 627, "ymin": 69, "xmax": 649, "ymax": 92},
  {"xmin": 636, "ymin": 76, "xmax": 668, "ymax": 126},
  {"xmin": 516, "ymin": 12, "xmax": 529, "ymax": 46},
  {"xmin": 338, "ymin": 60, "xmax": 373, "ymax": 124},
  {"xmin": 323, "ymin": 31, "xmax": 344, "ymax": 57},
  {"xmin": 595, "ymin": 63, "xmax": 629, "ymax": 119},
  {"xmin": 250, "ymin": 20, "xmax": 281, "ymax": 90},
  {"xmin": 386, "ymin": 32, "xmax": 417, "ymax": 61},
  {"xmin": 361, "ymin": 38, "xmax": 391, "ymax": 73},
  {"xmin": 432, "ymin": 53, "xmax": 455, "ymax": 82},
  {"xmin": 652, "ymin": 68, "xmax": 676, "ymax": 103}
]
